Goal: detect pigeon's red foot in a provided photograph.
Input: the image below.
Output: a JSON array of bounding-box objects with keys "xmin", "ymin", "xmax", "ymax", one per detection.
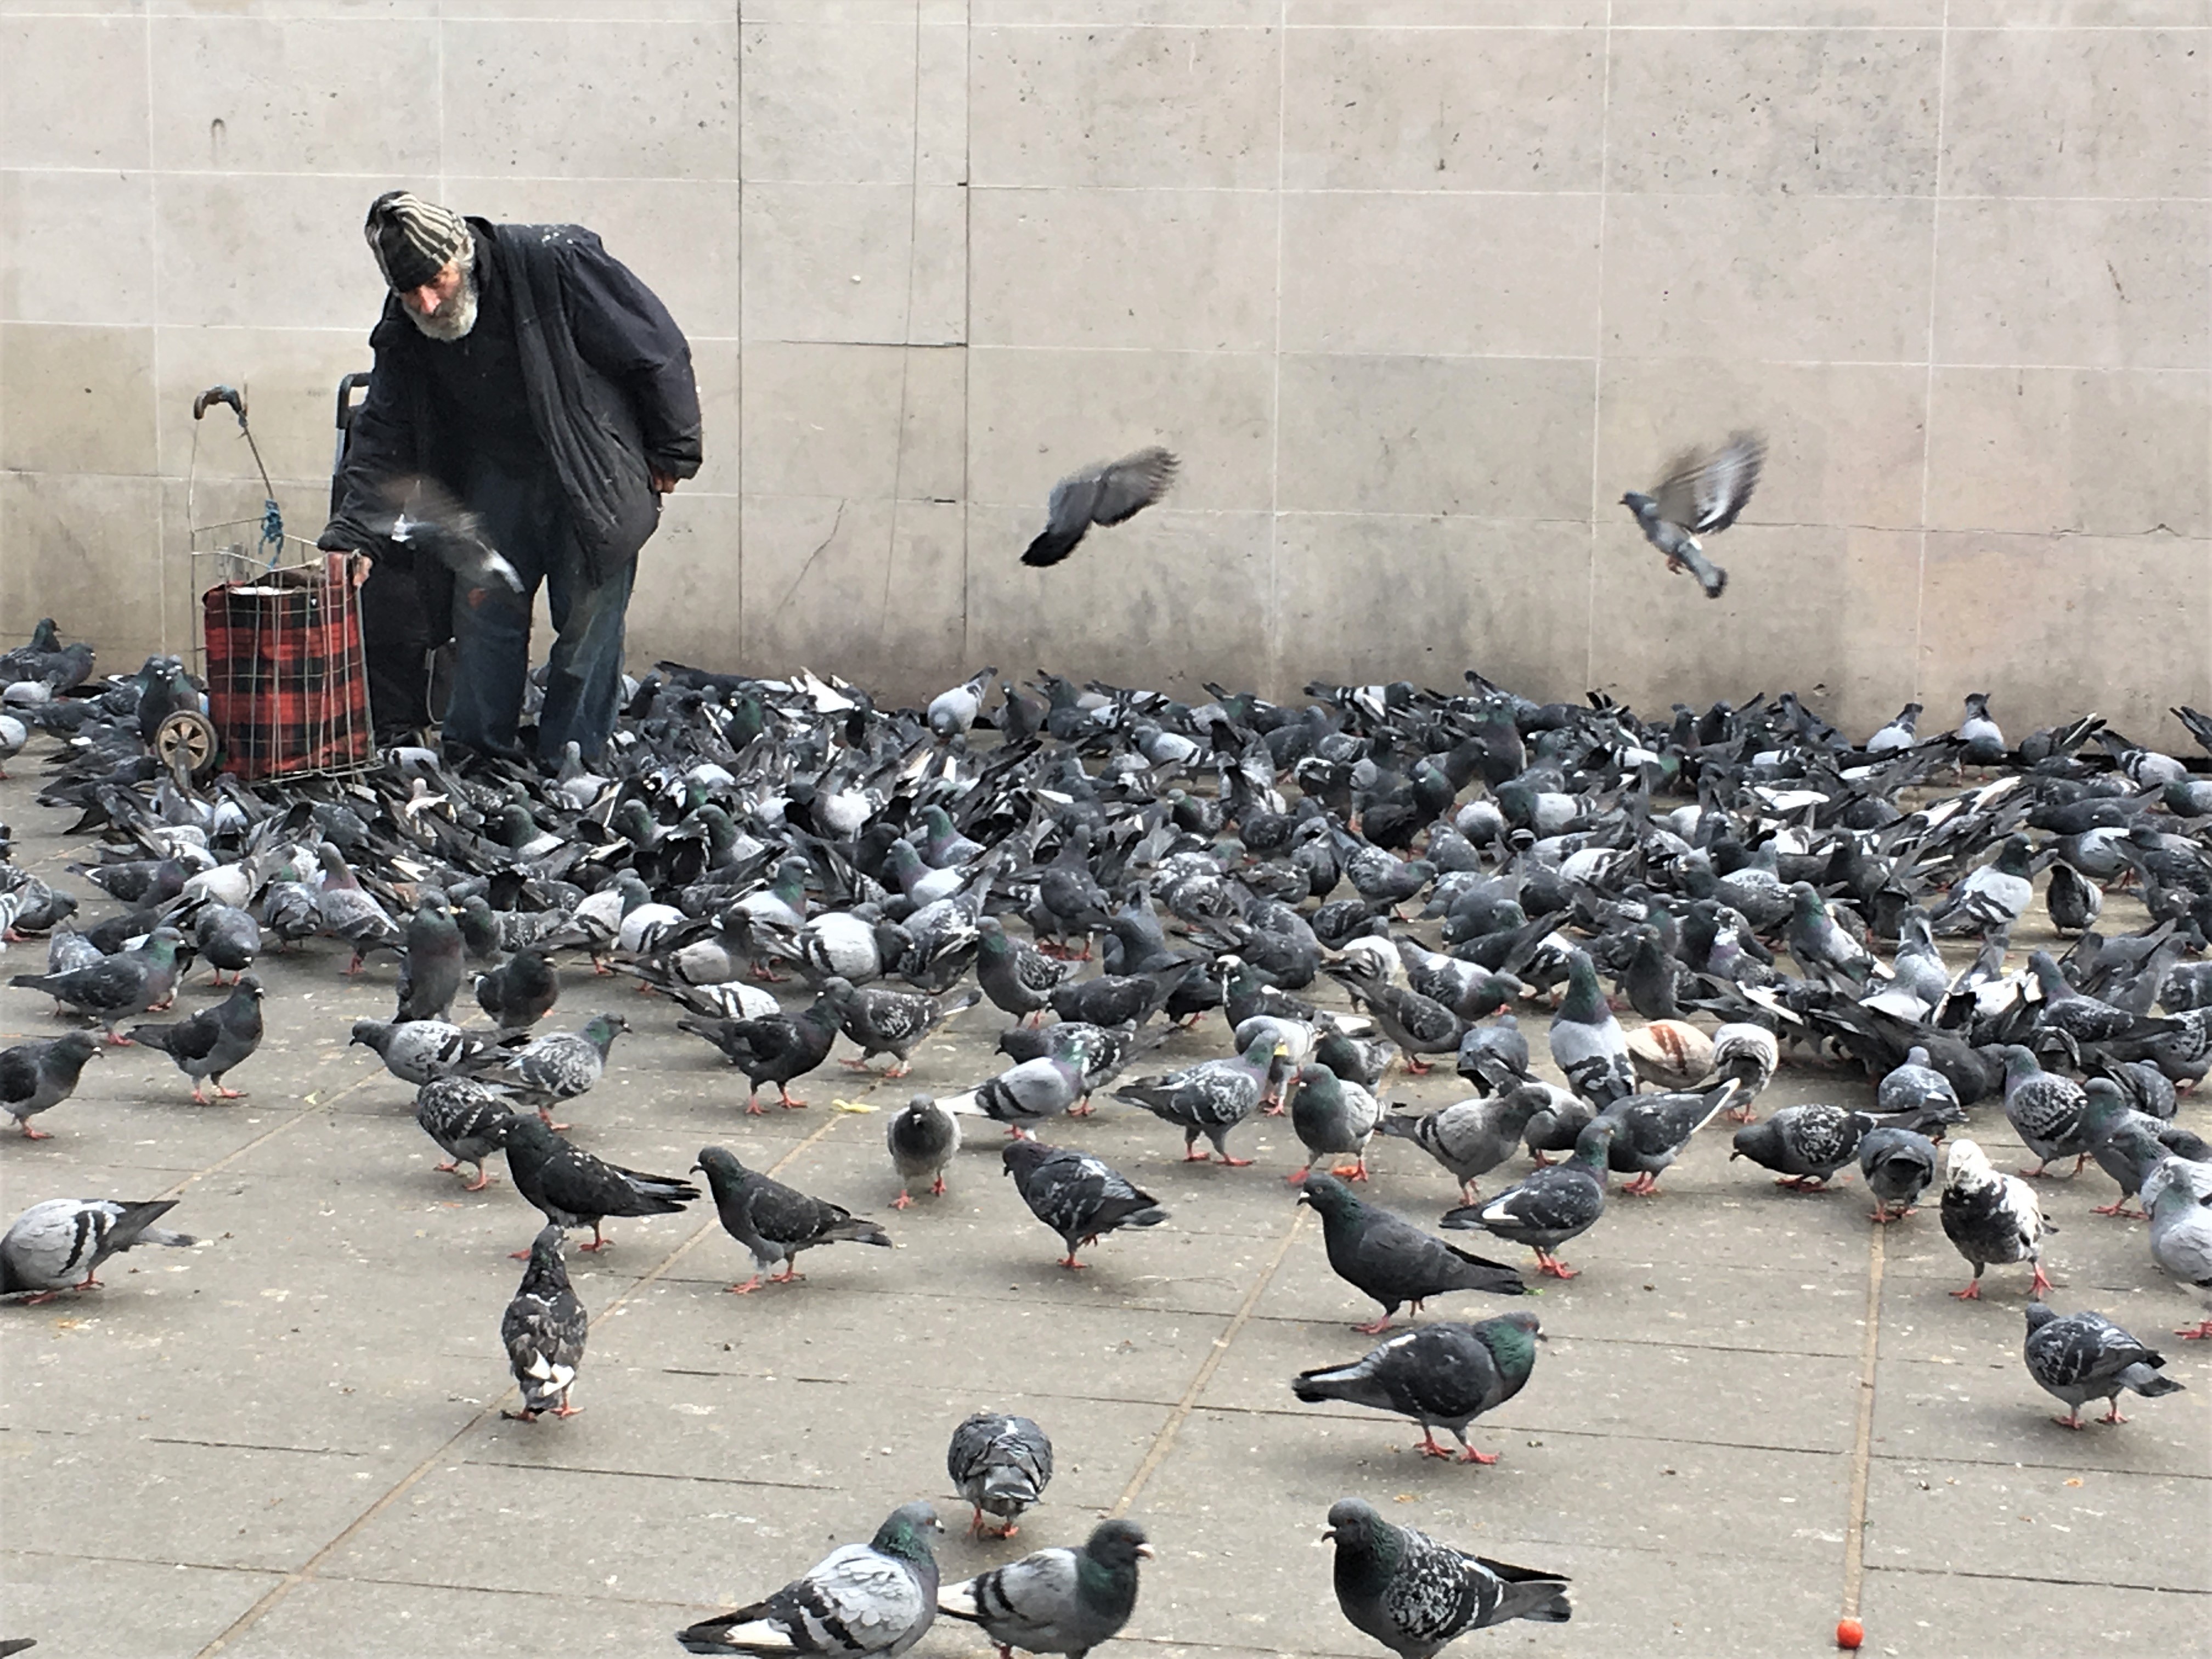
[
  {"xmin": 1057, "ymin": 1254, "xmax": 1088, "ymax": 1270},
  {"xmin": 894, "ymin": 1192, "xmax": 915, "ymax": 1210},
  {"xmin": 501, "ymin": 1407, "xmax": 539, "ymax": 1423},
  {"xmin": 1459, "ymin": 1447, "xmax": 1500, "ymax": 1465},
  {"xmin": 1414, "ymin": 1431, "xmax": 1452, "ymax": 1459},
  {"xmin": 840, "ymin": 1058, "xmax": 876, "ymax": 1072},
  {"xmin": 1536, "ymin": 1252, "xmax": 1578, "ymax": 1280},
  {"xmin": 1068, "ymin": 1102, "xmax": 1094, "ymax": 1118},
  {"xmin": 577, "ymin": 1236, "xmax": 613, "ymax": 1253},
  {"xmin": 1725, "ymin": 1106, "xmax": 1759, "ymax": 1124},
  {"xmin": 1286, "ymin": 1167, "xmax": 1312, "ymax": 1187},
  {"xmin": 433, "ymin": 1158, "xmax": 460, "ymax": 1172},
  {"xmin": 746, "ymin": 1099, "xmax": 768, "ymax": 1115},
  {"xmin": 1182, "ymin": 1147, "xmax": 1212, "ymax": 1162},
  {"xmin": 1219, "ymin": 1155, "xmax": 1254, "ymax": 1167},
  {"xmin": 462, "ymin": 1170, "xmax": 494, "ymax": 1193},
  {"xmin": 725, "ymin": 1277, "xmax": 764, "ymax": 1294},
  {"xmin": 2030, "ymin": 1262, "xmax": 2055, "ymax": 1296},
  {"xmin": 19, "ymin": 1124, "xmax": 52, "ymax": 1141},
  {"xmin": 1355, "ymin": 1316, "xmax": 1395, "ymax": 1335},
  {"xmin": 1406, "ymin": 1058, "xmax": 1432, "ymax": 1075},
  {"xmin": 2053, "ymin": 1412, "xmax": 2085, "ymax": 1430},
  {"xmin": 2098, "ymin": 1406, "xmax": 2129, "ymax": 1425},
  {"xmin": 22, "ymin": 1290, "xmax": 61, "ymax": 1306},
  {"xmin": 778, "ymin": 1092, "xmax": 809, "ymax": 1110},
  {"xmin": 930, "ymin": 1176, "xmax": 946, "ymax": 1196},
  {"xmin": 2174, "ymin": 1320, "xmax": 2212, "ymax": 1340},
  {"xmin": 1333, "ymin": 1161, "xmax": 1370, "ymax": 1181},
  {"xmin": 886, "ymin": 1062, "xmax": 912, "ymax": 1079},
  {"xmin": 1950, "ymin": 1280, "xmax": 1984, "ymax": 1300},
  {"xmin": 2091, "ymin": 1201, "xmax": 2146, "ymax": 1218},
  {"xmin": 770, "ymin": 1265, "xmax": 804, "ymax": 1284}
]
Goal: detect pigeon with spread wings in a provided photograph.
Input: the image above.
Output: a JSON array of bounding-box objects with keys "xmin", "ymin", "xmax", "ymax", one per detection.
[
  {"xmin": 1021, "ymin": 447, "xmax": 1180, "ymax": 568},
  {"xmin": 1620, "ymin": 430, "xmax": 1764, "ymax": 598}
]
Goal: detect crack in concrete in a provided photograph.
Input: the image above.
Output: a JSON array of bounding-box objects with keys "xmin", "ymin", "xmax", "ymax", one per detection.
[{"xmin": 1840, "ymin": 1211, "xmax": 1888, "ymax": 1624}]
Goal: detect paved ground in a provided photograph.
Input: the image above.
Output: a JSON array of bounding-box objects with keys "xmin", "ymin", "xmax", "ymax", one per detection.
[{"xmin": 2, "ymin": 775, "xmax": 2207, "ymax": 1659}]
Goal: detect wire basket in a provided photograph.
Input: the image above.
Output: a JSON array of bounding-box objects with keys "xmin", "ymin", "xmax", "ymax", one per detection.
[{"xmin": 193, "ymin": 548, "xmax": 374, "ymax": 783}]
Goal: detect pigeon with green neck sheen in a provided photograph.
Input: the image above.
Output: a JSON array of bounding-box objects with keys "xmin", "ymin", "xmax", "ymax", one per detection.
[
  {"xmin": 1324, "ymin": 1497, "xmax": 1570, "ymax": 1657},
  {"xmin": 938, "ymin": 1518, "xmax": 1152, "ymax": 1659},
  {"xmin": 1547, "ymin": 949, "xmax": 1633, "ymax": 1107},
  {"xmin": 1112, "ymin": 1029, "xmax": 1286, "ymax": 1165},
  {"xmin": 8, "ymin": 926, "xmax": 186, "ymax": 1043},
  {"xmin": 1287, "ymin": 1062, "xmax": 1385, "ymax": 1183},
  {"xmin": 676, "ymin": 1501, "xmax": 943, "ymax": 1657},
  {"xmin": 1291, "ymin": 1311, "xmax": 1543, "ymax": 1464}
]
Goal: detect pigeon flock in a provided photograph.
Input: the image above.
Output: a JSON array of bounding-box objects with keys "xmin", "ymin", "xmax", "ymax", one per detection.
[{"xmin": 3, "ymin": 599, "xmax": 2210, "ymax": 1656}]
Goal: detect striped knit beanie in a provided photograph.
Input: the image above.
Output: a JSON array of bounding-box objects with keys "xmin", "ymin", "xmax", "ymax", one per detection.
[{"xmin": 364, "ymin": 190, "xmax": 469, "ymax": 292}]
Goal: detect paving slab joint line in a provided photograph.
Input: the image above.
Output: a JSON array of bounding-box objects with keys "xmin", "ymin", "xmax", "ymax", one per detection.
[
  {"xmin": 188, "ymin": 1110, "xmax": 853, "ymax": 1657},
  {"xmin": 1108, "ymin": 1207, "xmax": 1309, "ymax": 1520},
  {"xmin": 1840, "ymin": 1220, "xmax": 1887, "ymax": 1623},
  {"xmin": 157, "ymin": 1070, "xmax": 381, "ymax": 1205}
]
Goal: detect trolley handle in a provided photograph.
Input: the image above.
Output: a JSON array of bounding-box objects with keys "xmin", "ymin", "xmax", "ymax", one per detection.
[{"xmin": 194, "ymin": 385, "xmax": 245, "ymax": 424}]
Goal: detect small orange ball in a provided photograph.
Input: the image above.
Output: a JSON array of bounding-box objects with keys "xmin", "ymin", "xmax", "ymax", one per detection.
[{"xmin": 1836, "ymin": 1617, "xmax": 1865, "ymax": 1650}]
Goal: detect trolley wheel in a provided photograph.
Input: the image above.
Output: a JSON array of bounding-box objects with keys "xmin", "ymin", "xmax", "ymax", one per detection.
[{"xmin": 154, "ymin": 709, "xmax": 220, "ymax": 787}]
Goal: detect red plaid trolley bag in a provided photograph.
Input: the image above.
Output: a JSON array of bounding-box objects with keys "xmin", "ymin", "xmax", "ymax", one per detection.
[{"xmin": 200, "ymin": 553, "xmax": 373, "ymax": 782}]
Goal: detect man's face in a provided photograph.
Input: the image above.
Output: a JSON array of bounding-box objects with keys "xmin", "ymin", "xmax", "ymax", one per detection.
[{"xmin": 400, "ymin": 257, "xmax": 476, "ymax": 342}]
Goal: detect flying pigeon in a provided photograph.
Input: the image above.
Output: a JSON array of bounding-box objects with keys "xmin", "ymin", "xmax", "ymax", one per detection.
[
  {"xmin": 1296, "ymin": 1173, "xmax": 1525, "ymax": 1333},
  {"xmin": 1, "ymin": 1198, "xmax": 194, "ymax": 1303},
  {"xmin": 379, "ymin": 474, "xmax": 526, "ymax": 606},
  {"xmin": 0, "ymin": 1032, "xmax": 103, "ymax": 1138},
  {"xmin": 1001, "ymin": 1139, "xmax": 1167, "ymax": 1269},
  {"xmin": 886, "ymin": 1093, "xmax": 961, "ymax": 1209},
  {"xmin": 500, "ymin": 1114, "xmax": 698, "ymax": 1252},
  {"xmin": 1021, "ymin": 447, "xmax": 1179, "ymax": 568},
  {"xmin": 693, "ymin": 1145, "xmax": 891, "ymax": 1293},
  {"xmin": 1939, "ymin": 1138, "xmax": 2054, "ymax": 1300},
  {"xmin": 676, "ymin": 1501, "xmax": 943, "ymax": 1658},
  {"xmin": 944, "ymin": 1411, "xmax": 1053, "ymax": 1539},
  {"xmin": 938, "ymin": 1518, "xmax": 1151, "ymax": 1659},
  {"xmin": 125, "ymin": 974, "xmax": 264, "ymax": 1103},
  {"xmin": 415, "ymin": 1076, "xmax": 514, "ymax": 1191},
  {"xmin": 2022, "ymin": 1304, "xmax": 2183, "ymax": 1429},
  {"xmin": 1620, "ymin": 430, "xmax": 1764, "ymax": 597},
  {"xmin": 501, "ymin": 1224, "xmax": 588, "ymax": 1422},
  {"xmin": 1291, "ymin": 1312, "xmax": 1543, "ymax": 1464},
  {"xmin": 1323, "ymin": 1498, "xmax": 1570, "ymax": 1657}
]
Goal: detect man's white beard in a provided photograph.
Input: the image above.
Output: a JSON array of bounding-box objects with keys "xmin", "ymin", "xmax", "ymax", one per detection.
[{"xmin": 405, "ymin": 261, "xmax": 479, "ymax": 342}]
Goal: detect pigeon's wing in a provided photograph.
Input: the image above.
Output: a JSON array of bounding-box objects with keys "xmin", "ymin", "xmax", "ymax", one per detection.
[
  {"xmin": 1381, "ymin": 1528, "xmax": 1483, "ymax": 1652},
  {"xmin": 501, "ymin": 1286, "xmax": 586, "ymax": 1407},
  {"xmin": 768, "ymin": 1544, "xmax": 927, "ymax": 1657},
  {"xmin": 1651, "ymin": 431, "xmax": 1764, "ymax": 534},
  {"xmin": 943, "ymin": 1549, "xmax": 1080, "ymax": 1642},
  {"xmin": 744, "ymin": 1173, "xmax": 851, "ymax": 1246},
  {"xmin": 0, "ymin": 1047, "xmax": 39, "ymax": 1104},
  {"xmin": 140, "ymin": 1007, "xmax": 224, "ymax": 1064},
  {"xmin": 1090, "ymin": 447, "xmax": 1180, "ymax": 526},
  {"xmin": 2036, "ymin": 1313, "xmax": 2163, "ymax": 1390}
]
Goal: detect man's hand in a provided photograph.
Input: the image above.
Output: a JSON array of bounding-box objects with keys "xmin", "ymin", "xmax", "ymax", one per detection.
[{"xmin": 651, "ymin": 471, "xmax": 678, "ymax": 495}]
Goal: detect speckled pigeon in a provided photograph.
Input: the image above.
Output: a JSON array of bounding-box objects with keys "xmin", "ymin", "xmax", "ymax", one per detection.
[
  {"xmin": 2022, "ymin": 1304, "xmax": 2183, "ymax": 1429},
  {"xmin": 944, "ymin": 1412, "xmax": 1053, "ymax": 1538},
  {"xmin": 1323, "ymin": 1498, "xmax": 1570, "ymax": 1657},
  {"xmin": 1001, "ymin": 1139, "xmax": 1167, "ymax": 1269},
  {"xmin": 500, "ymin": 1113, "xmax": 697, "ymax": 1252},
  {"xmin": 415, "ymin": 1076, "xmax": 514, "ymax": 1190},
  {"xmin": 1443, "ymin": 1119, "xmax": 1611, "ymax": 1279},
  {"xmin": 693, "ymin": 1145, "xmax": 891, "ymax": 1293},
  {"xmin": 1939, "ymin": 1138, "xmax": 2053, "ymax": 1300},
  {"xmin": 501, "ymin": 1223, "xmax": 587, "ymax": 1422}
]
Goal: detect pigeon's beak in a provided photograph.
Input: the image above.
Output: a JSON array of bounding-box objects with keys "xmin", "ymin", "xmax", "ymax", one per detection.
[
  {"xmin": 1319, "ymin": 1524, "xmax": 1339, "ymax": 1543},
  {"xmin": 1135, "ymin": 1542, "xmax": 1156, "ymax": 1560},
  {"xmin": 689, "ymin": 1163, "xmax": 703, "ymax": 1175}
]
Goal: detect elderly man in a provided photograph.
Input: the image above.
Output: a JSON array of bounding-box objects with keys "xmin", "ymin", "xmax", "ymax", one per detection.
[{"xmin": 321, "ymin": 191, "xmax": 701, "ymax": 763}]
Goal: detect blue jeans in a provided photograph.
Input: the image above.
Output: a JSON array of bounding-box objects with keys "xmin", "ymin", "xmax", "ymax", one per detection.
[{"xmin": 441, "ymin": 462, "xmax": 635, "ymax": 765}]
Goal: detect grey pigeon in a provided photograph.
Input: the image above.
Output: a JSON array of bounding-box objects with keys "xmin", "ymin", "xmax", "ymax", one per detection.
[
  {"xmin": 1858, "ymin": 1125, "xmax": 1939, "ymax": 1223},
  {"xmin": 1620, "ymin": 429, "xmax": 1763, "ymax": 597},
  {"xmin": 945, "ymin": 1039, "xmax": 1093, "ymax": 1137},
  {"xmin": 693, "ymin": 1145, "xmax": 891, "ymax": 1293},
  {"xmin": 1729, "ymin": 1102, "xmax": 1879, "ymax": 1191},
  {"xmin": 501, "ymin": 1224, "xmax": 588, "ymax": 1422},
  {"xmin": 500, "ymin": 1113, "xmax": 697, "ymax": 1252},
  {"xmin": 926, "ymin": 667, "xmax": 996, "ymax": 740},
  {"xmin": 1877, "ymin": 1045, "xmax": 1961, "ymax": 1122},
  {"xmin": 1287, "ymin": 1063, "xmax": 1385, "ymax": 1184},
  {"xmin": 1864, "ymin": 702, "xmax": 1921, "ymax": 754},
  {"xmin": 2000, "ymin": 1045, "xmax": 2092, "ymax": 1178},
  {"xmin": 939, "ymin": 1519, "xmax": 1151, "ymax": 1659},
  {"xmin": 125, "ymin": 975, "xmax": 264, "ymax": 1103},
  {"xmin": 1443, "ymin": 1119, "xmax": 1611, "ymax": 1279},
  {"xmin": 1020, "ymin": 447, "xmax": 1178, "ymax": 568},
  {"xmin": 975, "ymin": 916, "xmax": 1077, "ymax": 1023},
  {"xmin": 1548, "ymin": 950, "xmax": 1634, "ymax": 1107},
  {"xmin": 676, "ymin": 1501, "xmax": 942, "ymax": 1658},
  {"xmin": 314, "ymin": 844, "xmax": 402, "ymax": 970},
  {"xmin": 0, "ymin": 1198, "xmax": 194, "ymax": 1302},
  {"xmin": 1378, "ymin": 1085, "xmax": 1545, "ymax": 1203},
  {"xmin": 414, "ymin": 1076, "xmax": 515, "ymax": 1190},
  {"xmin": 825, "ymin": 977, "xmax": 979, "ymax": 1076},
  {"xmin": 394, "ymin": 891, "xmax": 464, "ymax": 1022},
  {"xmin": 487, "ymin": 1012, "xmax": 628, "ymax": 1128},
  {"xmin": 1112, "ymin": 1030, "xmax": 1283, "ymax": 1165},
  {"xmin": 2143, "ymin": 1155, "xmax": 2212, "ymax": 1339},
  {"xmin": 887, "ymin": 1093, "xmax": 961, "ymax": 1208},
  {"xmin": 8, "ymin": 926, "xmax": 185, "ymax": 1042},
  {"xmin": 1785, "ymin": 882, "xmax": 1875, "ymax": 988},
  {"xmin": 1001, "ymin": 1139, "xmax": 1167, "ymax": 1269},
  {"xmin": 0, "ymin": 1032, "xmax": 102, "ymax": 1138},
  {"xmin": 2022, "ymin": 1304, "xmax": 2183, "ymax": 1429},
  {"xmin": 474, "ymin": 945, "xmax": 560, "ymax": 1034},
  {"xmin": 944, "ymin": 1411, "xmax": 1053, "ymax": 1538},
  {"xmin": 1291, "ymin": 1312, "xmax": 1543, "ymax": 1464},
  {"xmin": 2079, "ymin": 1077, "xmax": 2208, "ymax": 1218},
  {"xmin": 1296, "ymin": 1173, "xmax": 1525, "ymax": 1333},
  {"xmin": 1596, "ymin": 1080, "xmax": 1740, "ymax": 1195},
  {"xmin": 349, "ymin": 1017, "xmax": 490, "ymax": 1086},
  {"xmin": 1324, "ymin": 1498, "xmax": 1570, "ymax": 1658},
  {"xmin": 190, "ymin": 902, "xmax": 261, "ymax": 985},
  {"xmin": 1939, "ymin": 1138, "xmax": 2053, "ymax": 1301}
]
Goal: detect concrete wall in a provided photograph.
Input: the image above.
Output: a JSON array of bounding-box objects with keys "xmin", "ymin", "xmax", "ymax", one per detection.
[{"xmin": 2, "ymin": 3, "xmax": 2207, "ymax": 747}]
